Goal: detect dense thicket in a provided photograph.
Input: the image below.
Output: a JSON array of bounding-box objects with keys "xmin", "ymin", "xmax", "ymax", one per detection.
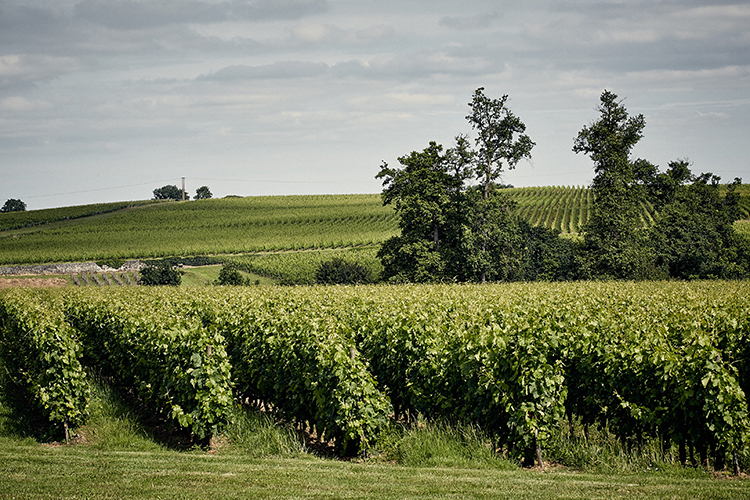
[
  {"xmin": 378, "ymin": 89, "xmax": 748, "ymax": 283},
  {"xmin": 575, "ymin": 91, "xmax": 748, "ymax": 280},
  {"xmin": 375, "ymin": 90, "xmax": 570, "ymax": 283}
]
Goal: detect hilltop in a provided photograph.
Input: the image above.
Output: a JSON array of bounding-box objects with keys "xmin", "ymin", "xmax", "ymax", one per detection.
[{"xmin": 1, "ymin": 186, "xmax": 748, "ymax": 273}]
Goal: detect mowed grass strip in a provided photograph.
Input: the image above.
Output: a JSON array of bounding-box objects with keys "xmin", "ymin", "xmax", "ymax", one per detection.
[{"xmin": 1, "ymin": 440, "xmax": 749, "ymax": 500}]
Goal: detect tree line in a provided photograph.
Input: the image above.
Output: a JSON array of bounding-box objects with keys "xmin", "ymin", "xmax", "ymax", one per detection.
[
  {"xmin": 152, "ymin": 184, "xmax": 212, "ymax": 201},
  {"xmin": 377, "ymin": 89, "xmax": 749, "ymax": 282}
]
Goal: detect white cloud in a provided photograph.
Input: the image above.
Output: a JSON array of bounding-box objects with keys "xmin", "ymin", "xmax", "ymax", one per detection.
[
  {"xmin": 292, "ymin": 23, "xmax": 339, "ymax": 43},
  {"xmin": 695, "ymin": 110, "xmax": 730, "ymax": 120}
]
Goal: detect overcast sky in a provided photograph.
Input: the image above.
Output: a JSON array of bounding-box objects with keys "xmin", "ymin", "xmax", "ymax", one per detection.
[{"xmin": 1, "ymin": 0, "xmax": 748, "ymax": 209}]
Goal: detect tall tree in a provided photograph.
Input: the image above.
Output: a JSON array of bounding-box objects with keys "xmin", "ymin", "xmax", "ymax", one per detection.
[
  {"xmin": 466, "ymin": 88, "xmax": 535, "ymax": 201},
  {"xmin": 573, "ymin": 90, "xmax": 651, "ymax": 278},
  {"xmin": 376, "ymin": 141, "xmax": 461, "ymax": 282},
  {"xmin": 466, "ymin": 88, "xmax": 535, "ymax": 281}
]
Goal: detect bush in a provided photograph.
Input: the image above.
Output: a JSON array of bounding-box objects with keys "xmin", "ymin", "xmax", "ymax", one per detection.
[
  {"xmin": 216, "ymin": 263, "xmax": 247, "ymax": 286},
  {"xmin": 316, "ymin": 257, "xmax": 372, "ymax": 285},
  {"xmin": 138, "ymin": 263, "xmax": 181, "ymax": 286}
]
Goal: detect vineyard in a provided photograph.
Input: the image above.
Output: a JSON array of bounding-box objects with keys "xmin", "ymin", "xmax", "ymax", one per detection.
[
  {"xmin": 1, "ymin": 281, "xmax": 749, "ymax": 471},
  {"xmin": 2, "ymin": 187, "xmax": 749, "ymax": 267},
  {"xmin": 0, "ymin": 200, "xmax": 162, "ymax": 232}
]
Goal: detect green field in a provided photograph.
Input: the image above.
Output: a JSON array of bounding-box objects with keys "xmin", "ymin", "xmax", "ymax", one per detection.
[
  {"xmin": 3, "ymin": 185, "xmax": 750, "ymax": 498},
  {"xmin": 2, "ymin": 186, "xmax": 749, "ymax": 268},
  {"xmin": 0, "ymin": 194, "xmax": 399, "ymax": 265}
]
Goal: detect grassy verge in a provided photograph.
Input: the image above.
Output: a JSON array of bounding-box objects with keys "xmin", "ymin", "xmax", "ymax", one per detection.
[
  {"xmin": 1, "ymin": 381, "xmax": 748, "ymax": 499},
  {"xmin": 2, "ymin": 437, "xmax": 748, "ymax": 499}
]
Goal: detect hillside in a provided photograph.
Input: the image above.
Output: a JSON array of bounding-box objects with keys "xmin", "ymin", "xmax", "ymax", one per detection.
[{"xmin": 1, "ymin": 186, "xmax": 748, "ymax": 267}]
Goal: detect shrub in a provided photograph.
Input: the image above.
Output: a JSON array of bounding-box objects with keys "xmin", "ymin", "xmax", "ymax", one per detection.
[
  {"xmin": 216, "ymin": 263, "xmax": 247, "ymax": 286},
  {"xmin": 315, "ymin": 257, "xmax": 372, "ymax": 285},
  {"xmin": 138, "ymin": 263, "xmax": 181, "ymax": 286}
]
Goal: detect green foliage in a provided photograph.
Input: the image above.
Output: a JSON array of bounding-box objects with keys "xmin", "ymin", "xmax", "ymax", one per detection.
[
  {"xmin": 230, "ymin": 248, "xmax": 383, "ymax": 285},
  {"xmin": 0, "ymin": 290, "xmax": 90, "ymax": 440},
  {"xmin": 376, "ymin": 89, "xmax": 579, "ymax": 283},
  {"xmin": 153, "ymin": 185, "xmax": 183, "ymax": 201},
  {"xmin": 574, "ymin": 90, "xmax": 651, "ymax": 279},
  {"xmin": 96, "ymin": 258, "xmax": 126, "ymax": 269},
  {"xmin": 1, "ymin": 199, "xmax": 26, "ymax": 213},
  {"xmin": 216, "ymin": 263, "xmax": 247, "ymax": 286},
  {"xmin": 200, "ymin": 288, "xmax": 392, "ymax": 455},
  {"xmin": 194, "ymin": 186, "xmax": 212, "ymax": 200},
  {"xmin": 0, "ymin": 200, "xmax": 158, "ymax": 232},
  {"xmin": 574, "ymin": 91, "xmax": 749, "ymax": 280},
  {"xmin": 315, "ymin": 257, "xmax": 373, "ymax": 284},
  {"xmin": 650, "ymin": 171, "xmax": 746, "ymax": 279},
  {"xmin": 139, "ymin": 262, "xmax": 182, "ymax": 286},
  {"xmin": 1, "ymin": 281, "xmax": 750, "ymax": 469},
  {"xmin": 64, "ymin": 288, "xmax": 235, "ymax": 441},
  {"xmin": 467, "ymin": 88, "xmax": 535, "ymax": 200}
]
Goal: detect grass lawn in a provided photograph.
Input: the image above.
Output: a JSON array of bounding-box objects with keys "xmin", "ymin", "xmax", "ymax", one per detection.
[
  {"xmin": 179, "ymin": 264, "xmax": 275, "ymax": 286},
  {"xmin": 2, "ymin": 437, "xmax": 749, "ymax": 499}
]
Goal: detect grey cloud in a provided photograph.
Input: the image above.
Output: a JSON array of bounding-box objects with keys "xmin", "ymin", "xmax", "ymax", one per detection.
[
  {"xmin": 514, "ymin": 1, "xmax": 750, "ymax": 74},
  {"xmin": 439, "ymin": 11, "xmax": 500, "ymax": 31},
  {"xmin": 0, "ymin": 54, "xmax": 82, "ymax": 90},
  {"xmin": 73, "ymin": 0, "xmax": 227, "ymax": 30},
  {"xmin": 356, "ymin": 24, "xmax": 395, "ymax": 42},
  {"xmin": 197, "ymin": 61, "xmax": 329, "ymax": 80},
  {"xmin": 0, "ymin": 4, "xmax": 81, "ymax": 53},
  {"xmin": 230, "ymin": 0, "xmax": 329, "ymax": 21},
  {"xmin": 73, "ymin": 0, "xmax": 328, "ymax": 30}
]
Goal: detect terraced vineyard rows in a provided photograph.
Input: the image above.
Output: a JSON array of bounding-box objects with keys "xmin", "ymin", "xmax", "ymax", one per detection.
[
  {"xmin": 0, "ymin": 194, "xmax": 399, "ymax": 265},
  {"xmin": 2, "ymin": 186, "xmax": 747, "ymax": 266},
  {"xmin": 0, "ymin": 200, "xmax": 162, "ymax": 232}
]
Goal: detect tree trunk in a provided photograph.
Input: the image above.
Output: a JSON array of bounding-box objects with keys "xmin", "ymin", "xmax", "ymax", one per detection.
[
  {"xmin": 679, "ymin": 438, "xmax": 686, "ymax": 466},
  {"xmin": 733, "ymin": 449, "xmax": 740, "ymax": 476}
]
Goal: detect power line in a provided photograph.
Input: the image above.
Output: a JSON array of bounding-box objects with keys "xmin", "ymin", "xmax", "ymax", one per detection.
[
  {"xmin": 20, "ymin": 179, "xmax": 177, "ymax": 200},
  {"xmin": 190, "ymin": 177, "xmax": 355, "ymax": 185}
]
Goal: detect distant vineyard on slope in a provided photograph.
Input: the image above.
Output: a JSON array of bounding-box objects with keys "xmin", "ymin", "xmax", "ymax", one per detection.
[
  {"xmin": 0, "ymin": 200, "xmax": 163, "ymax": 232},
  {"xmin": 1, "ymin": 186, "xmax": 748, "ymax": 266},
  {"xmin": 0, "ymin": 194, "xmax": 399, "ymax": 265}
]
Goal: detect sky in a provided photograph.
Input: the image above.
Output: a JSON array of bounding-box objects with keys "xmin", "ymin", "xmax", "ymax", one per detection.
[{"xmin": 1, "ymin": 0, "xmax": 749, "ymax": 210}]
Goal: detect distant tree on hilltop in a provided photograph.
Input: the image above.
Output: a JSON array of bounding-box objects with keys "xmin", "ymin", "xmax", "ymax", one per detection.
[
  {"xmin": 194, "ymin": 186, "xmax": 212, "ymax": 200},
  {"xmin": 1, "ymin": 199, "xmax": 26, "ymax": 212},
  {"xmin": 153, "ymin": 185, "xmax": 183, "ymax": 201}
]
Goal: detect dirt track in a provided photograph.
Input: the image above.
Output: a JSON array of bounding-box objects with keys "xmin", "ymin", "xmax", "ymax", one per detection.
[{"xmin": 0, "ymin": 278, "xmax": 68, "ymax": 289}]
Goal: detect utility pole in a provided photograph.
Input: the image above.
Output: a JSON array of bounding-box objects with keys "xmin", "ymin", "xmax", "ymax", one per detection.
[{"xmin": 181, "ymin": 177, "xmax": 186, "ymax": 201}]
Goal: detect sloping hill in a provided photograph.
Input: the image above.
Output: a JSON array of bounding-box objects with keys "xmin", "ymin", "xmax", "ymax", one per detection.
[
  {"xmin": 2, "ymin": 186, "xmax": 748, "ymax": 267},
  {"xmin": 0, "ymin": 194, "xmax": 398, "ymax": 265}
]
